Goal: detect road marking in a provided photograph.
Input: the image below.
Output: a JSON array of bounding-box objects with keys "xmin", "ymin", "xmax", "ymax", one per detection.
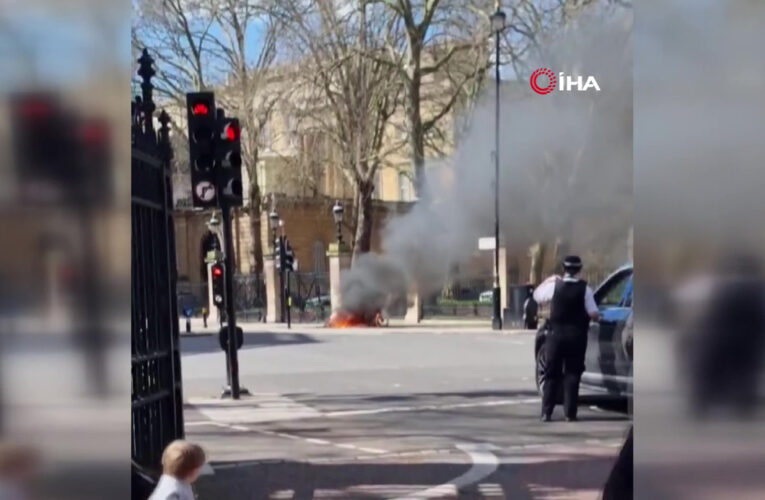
[
  {"xmin": 305, "ymin": 438, "xmax": 331, "ymax": 446},
  {"xmin": 357, "ymin": 446, "xmax": 387, "ymax": 454},
  {"xmin": 391, "ymin": 443, "xmax": 498, "ymax": 500},
  {"xmin": 196, "ymin": 420, "xmax": 390, "ymax": 457},
  {"xmin": 199, "ymin": 462, "xmax": 215, "ymax": 476},
  {"xmin": 325, "ymin": 397, "xmax": 541, "ymax": 418},
  {"xmin": 186, "ymin": 393, "xmax": 322, "ymax": 424}
]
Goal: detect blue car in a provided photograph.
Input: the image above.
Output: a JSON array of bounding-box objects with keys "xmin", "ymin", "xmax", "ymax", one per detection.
[{"xmin": 534, "ymin": 264, "xmax": 634, "ymax": 399}]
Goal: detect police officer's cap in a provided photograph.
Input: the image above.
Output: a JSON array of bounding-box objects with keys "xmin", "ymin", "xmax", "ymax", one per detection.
[{"xmin": 562, "ymin": 255, "xmax": 583, "ymax": 270}]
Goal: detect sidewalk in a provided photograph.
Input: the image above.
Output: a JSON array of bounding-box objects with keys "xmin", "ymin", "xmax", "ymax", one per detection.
[{"xmin": 179, "ymin": 317, "xmax": 531, "ymax": 336}]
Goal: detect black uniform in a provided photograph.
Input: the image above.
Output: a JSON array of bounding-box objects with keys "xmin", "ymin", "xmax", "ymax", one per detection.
[{"xmin": 542, "ymin": 278, "xmax": 591, "ymax": 420}]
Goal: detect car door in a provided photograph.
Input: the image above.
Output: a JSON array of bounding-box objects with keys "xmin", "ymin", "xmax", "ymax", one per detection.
[{"xmin": 583, "ymin": 269, "xmax": 633, "ymax": 395}]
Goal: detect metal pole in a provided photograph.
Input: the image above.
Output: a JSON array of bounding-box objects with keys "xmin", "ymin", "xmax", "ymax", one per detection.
[
  {"xmin": 492, "ymin": 30, "xmax": 503, "ymax": 331},
  {"xmin": 221, "ymin": 204, "xmax": 241, "ymax": 399},
  {"xmin": 286, "ymin": 269, "xmax": 292, "ymax": 329},
  {"xmin": 279, "ymin": 234, "xmax": 286, "ymax": 323}
]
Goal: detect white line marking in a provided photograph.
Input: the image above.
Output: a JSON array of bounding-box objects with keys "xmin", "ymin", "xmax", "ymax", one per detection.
[
  {"xmin": 305, "ymin": 438, "xmax": 331, "ymax": 446},
  {"xmin": 357, "ymin": 447, "xmax": 387, "ymax": 455},
  {"xmin": 391, "ymin": 443, "xmax": 498, "ymax": 499},
  {"xmin": 324, "ymin": 397, "xmax": 540, "ymax": 418},
  {"xmin": 199, "ymin": 462, "xmax": 215, "ymax": 476}
]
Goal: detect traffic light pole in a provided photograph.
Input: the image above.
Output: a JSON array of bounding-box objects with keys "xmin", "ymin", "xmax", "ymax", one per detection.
[
  {"xmin": 279, "ymin": 235, "xmax": 286, "ymax": 323},
  {"xmin": 221, "ymin": 204, "xmax": 241, "ymax": 399},
  {"xmin": 286, "ymin": 269, "xmax": 292, "ymax": 329}
]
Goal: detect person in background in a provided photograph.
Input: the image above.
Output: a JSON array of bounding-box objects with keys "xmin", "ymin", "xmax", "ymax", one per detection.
[
  {"xmin": 523, "ymin": 283, "xmax": 538, "ymax": 329},
  {"xmin": 149, "ymin": 440, "xmax": 206, "ymax": 500},
  {"xmin": 534, "ymin": 255, "xmax": 601, "ymax": 421}
]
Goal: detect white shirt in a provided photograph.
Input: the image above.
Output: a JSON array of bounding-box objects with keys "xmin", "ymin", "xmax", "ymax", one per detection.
[
  {"xmin": 149, "ymin": 475, "xmax": 195, "ymax": 500},
  {"xmin": 533, "ymin": 274, "xmax": 599, "ymax": 316}
]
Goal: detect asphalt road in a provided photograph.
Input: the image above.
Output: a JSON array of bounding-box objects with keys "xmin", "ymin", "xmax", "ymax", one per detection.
[{"xmin": 181, "ymin": 328, "xmax": 631, "ymax": 499}]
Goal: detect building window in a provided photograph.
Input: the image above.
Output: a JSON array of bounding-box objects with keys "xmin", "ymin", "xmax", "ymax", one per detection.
[
  {"xmin": 257, "ymin": 160, "xmax": 267, "ymax": 194},
  {"xmin": 373, "ymin": 169, "xmax": 383, "ymax": 200},
  {"xmin": 258, "ymin": 120, "xmax": 270, "ymax": 149},
  {"xmin": 398, "ymin": 172, "xmax": 411, "ymax": 201}
]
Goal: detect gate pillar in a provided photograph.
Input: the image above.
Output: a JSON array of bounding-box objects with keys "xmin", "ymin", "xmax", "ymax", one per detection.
[
  {"xmin": 264, "ymin": 254, "xmax": 281, "ymax": 323},
  {"xmin": 327, "ymin": 242, "xmax": 351, "ymax": 313}
]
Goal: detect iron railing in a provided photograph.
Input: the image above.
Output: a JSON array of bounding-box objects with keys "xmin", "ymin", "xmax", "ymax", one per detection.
[{"xmin": 131, "ymin": 48, "xmax": 184, "ymax": 475}]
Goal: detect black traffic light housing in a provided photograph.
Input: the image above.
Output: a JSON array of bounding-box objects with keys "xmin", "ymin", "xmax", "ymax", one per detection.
[
  {"xmin": 186, "ymin": 92, "xmax": 217, "ymax": 208},
  {"xmin": 284, "ymin": 239, "xmax": 296, "ymax": 272},
  {"xmin": 211, "ymin": 262, "xmax": 225, "ymax": 307},
  {"xmin": 216, "ymin": 117, "xmax": 243, "ymax": 207}
]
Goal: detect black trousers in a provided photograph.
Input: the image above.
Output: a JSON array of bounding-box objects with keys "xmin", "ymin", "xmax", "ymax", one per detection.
[{"xmin": 542, "ymin": 328, "xmax": 588, "ymax": 418}]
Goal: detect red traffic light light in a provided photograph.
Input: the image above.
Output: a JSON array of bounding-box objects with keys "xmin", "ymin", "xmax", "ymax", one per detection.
[
  {"xmin": 18, "ymin": 99, "xmax": 51, "ymax": 118},
  {"xmin": 212, "ymin": 265, "xmax": 223, "ymax": 277},
  {"xmin": 192, "ymin": 103, "xmax": 210, "ymax": 116},
  {"xmin": 222, "ymin": 122, "xmax": 239, "ymax": 141}
]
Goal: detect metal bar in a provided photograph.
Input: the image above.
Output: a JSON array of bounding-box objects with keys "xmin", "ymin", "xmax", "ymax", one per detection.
[
  {"xmin": 222, "ymin": 204, "xmax": 241, "ymax": 398},
  {"xmin": 132, "ymin": 350, "xmax": 170, "ymax": 364},
  {"xmin": 132, "ymin": 389, "xmax": 172, "ymax": 409}
]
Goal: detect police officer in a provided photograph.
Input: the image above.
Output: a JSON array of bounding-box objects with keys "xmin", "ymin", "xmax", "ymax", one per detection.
[{"xmin": 534, "ymin": 255, "xmax": 601, "ymax": 421}]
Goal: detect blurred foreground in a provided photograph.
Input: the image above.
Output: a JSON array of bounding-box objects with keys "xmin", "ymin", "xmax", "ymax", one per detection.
[{"xmin": 0, "ymin": 1, "xmax": 130, "ymax": 498}]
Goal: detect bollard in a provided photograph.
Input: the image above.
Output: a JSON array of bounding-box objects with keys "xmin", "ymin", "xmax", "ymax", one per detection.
[{"xmin": 186, "ymin": 318, "xmax": 191, "ymax": 333}]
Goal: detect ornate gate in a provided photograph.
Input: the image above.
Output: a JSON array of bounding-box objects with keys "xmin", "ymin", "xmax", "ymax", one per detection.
[{"xmin": 131, "ymin": 49, "xmax": 184, "ymax": 481}]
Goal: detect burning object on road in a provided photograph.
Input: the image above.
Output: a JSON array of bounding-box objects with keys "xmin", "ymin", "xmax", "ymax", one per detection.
[{"xmin": 325, "ymin": 309, "xmax": 386, "ymax": 328}]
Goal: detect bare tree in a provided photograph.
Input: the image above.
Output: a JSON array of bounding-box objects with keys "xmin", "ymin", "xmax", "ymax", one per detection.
[
  {"xmin": 276, "ymin": 0, "xmax": 404, "ymax": 261},
  {"xmin": 132, "ymin": 0, "xmax": 284, "ymax": 272}
]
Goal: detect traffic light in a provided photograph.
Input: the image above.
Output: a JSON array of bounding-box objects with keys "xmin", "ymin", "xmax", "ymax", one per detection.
[
  {"xmin": 186, "ymin": 92, "xmax": 217, "ymax": 208},
  {"xmin": 285, "ymin": 239, "xmax": 297, "ymax": 272},
  {"xmin": 76, "ymin": 117, "xmax": 111, "ymax": 205},
  {"xmin": 215, "ymin": 117, "xmax": 243, "ymax": 207},
  {"xmin": 9, "ymin": 92, "xmax": 71, "ymax": 201},
  {"xmin": 211, "ymin": 262, "xmax": 225, "ymax": 307},
  {"xmin": 274, "ymin": 237, "xmax": 283, "ymax": 270}
]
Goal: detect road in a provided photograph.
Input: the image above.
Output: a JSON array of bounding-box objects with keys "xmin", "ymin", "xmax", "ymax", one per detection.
[{"xmin": 181, "ymin": 327, "xmax": 631, "ymax": 499}]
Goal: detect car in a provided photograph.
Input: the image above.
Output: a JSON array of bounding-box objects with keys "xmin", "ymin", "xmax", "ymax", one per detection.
[
  {"xmin": 478, "ymin": 290, "xmax": 494, "ymax": 304},
  {"xmin": 534, "ymin": 264, "xmax": 633, "ymax": 400},
  {"xmin": 305, "ymin": 294, "xmax": 331, "ymax": 308}
]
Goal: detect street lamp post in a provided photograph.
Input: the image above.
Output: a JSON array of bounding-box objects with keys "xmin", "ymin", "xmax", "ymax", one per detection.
[
  {"xmin": 490, "ymin": 4, "xmax": 506, "ymax": 331},
  {"xmin": 269, "ymin": 209, "xmax": 278, "ymax": 249},
  {"xmin": 332, "ymin": 200, "xmax": 344, "ymax": 244}
]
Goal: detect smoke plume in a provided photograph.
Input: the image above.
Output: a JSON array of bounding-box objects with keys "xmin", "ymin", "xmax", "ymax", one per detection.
[{"xmin": 341, "ymin": 7, "xmax": 633, "ymax": 314}]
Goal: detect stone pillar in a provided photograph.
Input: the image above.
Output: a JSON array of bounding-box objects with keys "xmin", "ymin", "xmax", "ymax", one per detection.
[
  {"xmin": 264, "ymin": 255, "xmax": 281, "ymax": 323},
  {"xmin": 405, "ymin": 288, "xmax": 422, "ymax": 324},
  {"xmin": 327, "ymin": 242, "xmax": 352, "ymax": 312},
  {"xmin": 498, "ymin": 246, "xmax": 509, "ymax": 313}
]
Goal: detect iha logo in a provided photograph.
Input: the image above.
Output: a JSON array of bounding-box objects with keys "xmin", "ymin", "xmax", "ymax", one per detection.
[{"xmin": 530, "ymin": 68, "xmax": 601, "ymax": 95}]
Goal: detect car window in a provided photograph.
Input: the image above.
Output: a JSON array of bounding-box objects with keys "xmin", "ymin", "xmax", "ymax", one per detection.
[
  {"xmin": 623, "ymin": 277, "xmax": 634, "ymax": 307},
  {"xmin": 596, "ymin": 270, "xmax": 633, "ymax": 307}
]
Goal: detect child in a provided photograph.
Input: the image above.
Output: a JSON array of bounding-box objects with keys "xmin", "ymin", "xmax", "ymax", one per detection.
[{"xmin": 149, "ymin": 440, "xmax": 206, "ymax": 500}]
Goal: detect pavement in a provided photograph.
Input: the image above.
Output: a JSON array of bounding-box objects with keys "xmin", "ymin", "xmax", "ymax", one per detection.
[{"xmin": 181, "ymin": 325, "xmax": 631, "ymax": 499}]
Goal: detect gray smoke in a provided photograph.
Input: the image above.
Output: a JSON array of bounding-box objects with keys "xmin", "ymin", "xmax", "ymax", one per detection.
[{"xmin": 340, "ymin": 7, "xmax": 633, "ymax": 314}]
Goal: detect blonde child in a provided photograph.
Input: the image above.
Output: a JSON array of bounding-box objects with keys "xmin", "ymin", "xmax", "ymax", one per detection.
[{"xmin": 149, "ymin": 440, "xmax": 206, "ymax": 500}]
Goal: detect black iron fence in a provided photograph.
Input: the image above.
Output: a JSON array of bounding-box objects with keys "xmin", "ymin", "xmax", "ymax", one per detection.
[
  {"xmin": 131, "ymin": 49, "xmax": 184, "ymax": 477},
  {"xmin": 287, "ymin": 271, "xmax": 330, "ymax": 323}
]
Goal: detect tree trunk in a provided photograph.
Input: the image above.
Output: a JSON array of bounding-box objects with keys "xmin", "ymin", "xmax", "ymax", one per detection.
[
  {"xmin": 352, "ymin": 180, "xmax": 374, "ymax": 264},
  {"xmin": 529, "ymin": 242, "xmax": 546, "ymax": 285},
  {"xmin": 248, "ymin": 181, "xmax": 263, "ymax": 273},
  {"xmin": 406, "ymin": 59, "xmax": 425, "ymax": 196}
]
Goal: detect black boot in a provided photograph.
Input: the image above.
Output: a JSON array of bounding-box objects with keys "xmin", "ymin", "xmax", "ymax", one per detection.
[{"xmin": 541, "ymin": 413, "xmax": 552, "ymax": 422}]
